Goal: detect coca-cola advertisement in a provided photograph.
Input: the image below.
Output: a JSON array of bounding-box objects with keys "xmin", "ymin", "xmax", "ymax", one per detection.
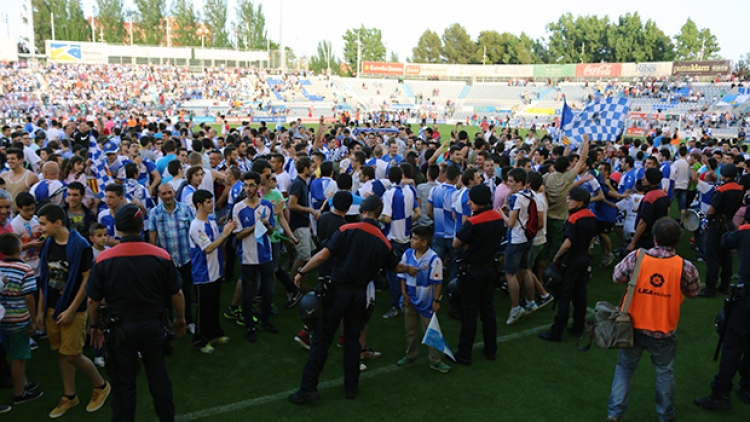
[
  {"xmin": 575, "ymin": 63, "xmax": 622, "ymax": 77},
  {"xmin": 672, "ymin": 60, "xmax": 731, "ymax": 76}
]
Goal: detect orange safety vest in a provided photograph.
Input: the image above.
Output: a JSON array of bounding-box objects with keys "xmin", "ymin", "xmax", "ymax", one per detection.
[{"xmin": 626, "ymin": 253, "xmax": 684, "ymax": 334}]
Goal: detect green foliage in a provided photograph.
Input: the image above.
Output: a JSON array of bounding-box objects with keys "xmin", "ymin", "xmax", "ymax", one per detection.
[
  {"xmin": 170, "ymin": 0, "xmax": 200, "ymax": 47},
  {"xmin": 95, "ymin": 0, "xmax": 126, "ymax": 44},
  {"xmin": 441, "ymin": 23, "xmax": 475, "ymax": 64},
  {"xmin": 342, "ymin": 26, "xmax": 387, "ymax": 72},
  {"xmin": 133, "ymin": 0, "xmax": 166, "ymax": 45},
  {"xmin": 389, "ymin": 51, "xmax": 399, "ymax": 63},
  {"xmin": 27, "ymin": 0, "xmax": 92, "ymax": 52},
  {"xmin": 203, "ymin": 0, "xmax": 229, "ymax": 48},
  {"xmin": 411, "ymin": 29, "xmax": 442, "ymax": 63},
  {"xmin": 673, "ymin": 18, "xmax": 721, "ymax": 60},
  {"xmin": 235, "ymin": 0, "xmax": 268, "ymax": 50},
  {"xmin": 308, "ymin": 40, "xmax": 339, "ymax": 75}
]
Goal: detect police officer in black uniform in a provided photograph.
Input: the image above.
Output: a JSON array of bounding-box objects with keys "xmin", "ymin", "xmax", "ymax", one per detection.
[
  {"xmin": 288, "ymin": 195, "xmax": 417, "ymax": 404},
  {"xmin": 628, "ymin": 168, "xmax": 670, "ymax": 252},
  {"xmin": 86, "ymin": 204, "xmax": 186, "ymax": 422},
  {"xmin": 540, "ymin": 186, "xmax": 599, "ymax": 342},
  {"xmin": 694, "ymin": 223, "xmax": 750, "ymax": 409},
  {"xmin": 700, "ymin": 164, "xmax": 744, "ymax": 297},
  {"xmin": 452, "ymin": 185, "xmax": 504, "ymax": 364}
]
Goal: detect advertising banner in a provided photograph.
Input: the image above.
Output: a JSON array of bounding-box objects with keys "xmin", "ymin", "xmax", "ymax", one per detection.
[
  {"xmin": 575, "ymin": 63, "xmax": 622, "ymax": 78},
  {"xmin": 46, "ymin": 41, "xmax": 107, "ymax": 64},
  {"xmin": 621, "ymin": 62, "xmax": 673, "ymax": 77},
  {"xmin": 405, "ymin": 63, "xmax": 448, "ymax": 77},
  {"xmin": 223, "ymin": 116, "xmax": 253, "ymax": 123},
  {"xmin": 525, "ymin": 108, "xmax": 556, "ymax": 115},
  {"xmin": 194, "ymin": 49, "xmax": 268, "ymax": 62},
  {"xmin": 533, "ymin": 64, "xmax": 576, "ymax": 78},
  {"xmin": 672, "ymin": 60, "xmax": 731, "ymax": 76},
  {"xmin": 361, "ymin": 61, "xmax": 404, "ymax": 76},
  {"xmin": 252, "ymin": 116, "xmax": 287, "ymax": 123}
]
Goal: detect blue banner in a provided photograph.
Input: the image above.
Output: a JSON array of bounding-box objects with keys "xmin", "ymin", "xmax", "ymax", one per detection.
[
  {"xmin": 191, "ymin": 116, "xmax": 216, "ymax": 124},
  {"xmin": 252, "ymin": 116, "xmax": 287, "ymax": 123}
]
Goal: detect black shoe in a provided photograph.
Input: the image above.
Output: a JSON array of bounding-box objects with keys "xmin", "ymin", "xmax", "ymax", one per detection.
[
  {"xmin": 24, "ymin": 382, "xmax": 39, "ymax": 392},
  {"xmin": 13, "ymin": 390, "xmax": 43, "ymax": 404},
  {"xmin": 539, "ymin": 331, "xmax": 562, "ymax": 343},
  {"xmin": 694, "ymin": 393, "xmax": 731, "ymax": 410},
  {"xmin": 345, "ymin": 387, "xmax": 358, "ymax": 400},
  {"xmin": 260, "ymin": 323, "xmax": 279, "ymax": 334},
  {"xmin": 448, "ymin": 308, "xmax": 462, "ymax": 320},
  {"xmin": 484, "ymin": 353, "xmax": 497, "ymax": 361},
  {"xmin": 284, "ymin": 291, "xmax": 303, "ymax": 309},
  {"xmin": 698, "ymin": 288, "xmax": 716, "ymax": 298},
  {"xmin": 717, "ymin": 285, "xmax": 730, "ymax": 295},
  {"xmin": 245, "ymin": 330, "xmax": 257, "ymax": 343},
  {"xmin": 566, "ymin": 327, "xmax": 584, "ymax": 338},
  {"xmin": 736, "ymin": 386, "xmax": 750, "ymax": 404},
  {"xmin": 288, "ymin": 389, "xmax": 320, "ymax": 405},
  {"xmin": 0, "ymin": 405, "xmax": 9, "ymax": 413},
  {"xmin": 454, "ymin": 354, "xmax": 472, "ymax": 366}
]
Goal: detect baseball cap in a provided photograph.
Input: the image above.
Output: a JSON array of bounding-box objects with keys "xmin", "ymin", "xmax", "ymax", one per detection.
[
  {"xmin": 115, "ymin": 203, "xmax": 144, "ymax": 234},
  {"xmin": 103, "ymin": 141, "xmax": 118, "ymax": 154}
]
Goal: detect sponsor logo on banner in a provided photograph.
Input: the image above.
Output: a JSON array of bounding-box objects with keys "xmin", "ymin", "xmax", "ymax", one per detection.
[
  {"xmin": 575, "ymin": 63, "xmax": 622, "ymax": 77},
  {"xmin": 223, "ymin": 116, "xmax": 253, "ymax": 123},
  {"xmin": 626, "ymin": 127, "xmax": 647, "ymax": 136},
  {"xmin": 252, "ymin": 116, "xmax": 287, "ymax": 123},
  {"xmin": 672, "ymin": 61, "xmax": 731, "ymax": 76},
  {"xmin": 361, "ymin": 62, "xmax": 404, "ymax": 76}
]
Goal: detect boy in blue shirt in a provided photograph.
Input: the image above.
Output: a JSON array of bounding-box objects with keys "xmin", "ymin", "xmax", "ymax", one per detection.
[{"xmin": 396, "ymin": 225, "xmax": 450, "ymax": 373}]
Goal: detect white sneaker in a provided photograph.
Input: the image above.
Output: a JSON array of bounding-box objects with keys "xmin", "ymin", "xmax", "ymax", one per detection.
[
  {"xmin": 525, "ymin": 301, "xmax": 539, "ymax": 313},
  {"xmin": 94, "ymin": 357, "xmax": 105, "ymax": 368},
  {"xmin": 359, "ymin": 361, "xmax": 368, "ymax": 371},
  {"xmin": 187, "ymin": 323, "xmax": 196, "ymax": 335},
  {"xmin": 29, "ymin": 338, "xmax": 39, "ymax": 351},
  {"xmin": 506, "ymin": 307, "xmax": 526, "ymax": 325}
]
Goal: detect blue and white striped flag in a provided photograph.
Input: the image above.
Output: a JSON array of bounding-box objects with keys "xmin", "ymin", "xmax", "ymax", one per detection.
[
  {"xmin": 422, "ymin": 313, "xmax": 455, "ymax": 362},
  {"xmin": 88, "ymin": 136, "xmax": 114, "ymax": 198},
  {"xmin": 562, "ymin": 97, "xmax": 631, "ymax": 144}
]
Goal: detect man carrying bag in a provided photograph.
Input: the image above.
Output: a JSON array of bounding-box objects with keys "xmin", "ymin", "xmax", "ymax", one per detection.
[{"xmin": 605, "ymin": 217, "xmax": 701, "ymax": 422}]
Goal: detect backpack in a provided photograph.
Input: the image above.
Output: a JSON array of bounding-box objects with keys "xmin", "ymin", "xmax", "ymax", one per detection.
[
  {"xmin": 174, "ymin": 180, "xmax": 188, "ymax": 204},
  {"xmin": 35, "ymin": 184, "xmax": 68, "ymax": 215},
  {"xmin": 521, "ymin": 192, "xmax": 539, "ymax": 241}
]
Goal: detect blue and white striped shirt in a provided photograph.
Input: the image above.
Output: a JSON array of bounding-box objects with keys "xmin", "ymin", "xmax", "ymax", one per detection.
[{"xmin": 382, "ymin": 184, "xmax": 418, "ymax": 244}]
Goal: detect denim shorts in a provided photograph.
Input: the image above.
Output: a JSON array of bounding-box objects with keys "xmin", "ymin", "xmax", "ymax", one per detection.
[
  {"xmin": 674, "ymin": 189, "xmax": 688, "ymax": 211},
  {"xmin": 504, "ymin": 242, "xmax": 531, "ymax": 274}
]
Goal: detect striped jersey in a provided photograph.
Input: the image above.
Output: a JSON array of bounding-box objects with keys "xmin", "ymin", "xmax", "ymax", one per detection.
[
  {"xmin": 429, "ymin": 183, "xmax": 457, "ymax": 239},
  {"xmin": 189, "ymin": 218, "xmax": 223, "ymax": 284},
  {"xmin": 397, "ymin": 248, "xmax": 442, "ymax": 318},
  {"xmin": 233, "ymin": 199, "xmax": 275, "ymax": 265},
  {"xmin": 382, "ymin": 184, "xmax": 419, "ymax": 243},
  {"xmin": 0, "ymin": 259, "xmax": 37, "ymax": 333}
]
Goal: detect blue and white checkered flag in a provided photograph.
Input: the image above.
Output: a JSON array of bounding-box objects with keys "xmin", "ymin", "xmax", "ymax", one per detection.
[
  {"xmin": 562, "ymin": 97, "xmax": 631, "ymax": 143},
  {"xmin": 421, "ymin": 313, "xmax": 455, "ymax": 362},
  {"xmin": 88, "ymin": 136, "xmax": 114, "ymax": 198}
]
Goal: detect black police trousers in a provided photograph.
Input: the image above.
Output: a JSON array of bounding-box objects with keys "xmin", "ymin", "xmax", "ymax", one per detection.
[
  {"xmin": 705, "ymin": 224, "xmax": 733, "ymax": 290},
  {"xmin": 551, "ymin": 255, "xmax": 590, "ymax": 337},
  {"xmin": 300, "ymin": 288, "xmax": 366, "ymax": 396},
  {"xmin": 711, "ymin": 293, "xmax": 750, "ymax": 395},
  {"xmin": 107, "ymin": 320, "xmax": 174, "ymax": 422},
  {"xmin": 456, "ymin": 266, "xmax": 497, "ymax": 361}
]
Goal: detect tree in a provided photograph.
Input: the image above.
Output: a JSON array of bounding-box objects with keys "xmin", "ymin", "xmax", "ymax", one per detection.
[
  {"xmin": 673, "ymin": 18, "xmax": 721, "ymax": 60},
  {"xmin": 95, "ymin": 0, "xmax": 126, "ymax": 43},
  {"xmin": 441, "ymin": 23, "xmax": 475, "ymax": 64},
  {"xmin": 342, "ymin": 26, "xmax": 386, "ymax": 71},
  {"xmin": 235, "ymin": 0, "xmax": 268, "ymax": 50},
  {"xmin": 411, "ymin": 29, "xmax": 442, "ymax": 63},
  {"xmin": 203, "ymin": 0, "xmax": 229, "ymax": 48},
  {"xmin": 389, "ymin": 51, "xmax": 399, "ymax": 63},
  {"xmin": 308, "ymin": 40, "xmax": 338, "ymax": 75},
  {"xmin": 66, "ymin": 0, "xmax": 92, "ymax": 42},
  {"xmin": 170, "ymin": 0, "xmax": 200, "ymax": 47},
  {"xmin": 133, "ymin": 0, "xmax": 165, "ymax": 45},
  {"xmin": 545, "ymin": 12, "xmax": 611, "ymax": 63},
  {"xmin": 605, "ymin": 13, "xmax": 674, "ymax": 63}
]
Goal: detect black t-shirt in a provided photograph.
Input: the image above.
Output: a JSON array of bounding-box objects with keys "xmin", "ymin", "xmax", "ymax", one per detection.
[
  {"xmin": 455, "ymin": 207, "xmax": 505, "ymax": 265},
  {"xmin": 46, "ymin": 241, "xmax": 93, "ymax": 313},
  {"xmin": 316, "ymin": 212, "xmax": 347, "ymax": 277},
  {"xmin": 288, "ymin": 176, "xmax": 310, "ymax": 230},
  {"xmin": 562, "ymin": 208, "xmax": 599, "ymax": 261},
  {"xmin": 67, "ymin": 209, "xmax": 86, "ymax": 233}
]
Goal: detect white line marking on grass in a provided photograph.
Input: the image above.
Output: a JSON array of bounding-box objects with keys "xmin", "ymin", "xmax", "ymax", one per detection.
[{"xmin": 174, "ymin": 319, "xmax": 572, "ymax": 422}]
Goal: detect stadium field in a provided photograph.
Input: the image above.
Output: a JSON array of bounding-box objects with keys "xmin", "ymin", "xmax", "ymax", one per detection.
[{"xmin": 8, "ymin": 224, "xmax": 746, "ymax": 422}]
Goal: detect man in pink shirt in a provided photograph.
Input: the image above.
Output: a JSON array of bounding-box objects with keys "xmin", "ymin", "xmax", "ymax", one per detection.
[{"xmin": 493, "ymin": 167, "xmax": 512, "ymax": 212}]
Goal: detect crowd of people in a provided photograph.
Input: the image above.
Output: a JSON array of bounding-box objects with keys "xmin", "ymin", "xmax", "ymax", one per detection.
[{"xmin": 0, "ymin": 96, "xmax": 747, "ymax": 421}]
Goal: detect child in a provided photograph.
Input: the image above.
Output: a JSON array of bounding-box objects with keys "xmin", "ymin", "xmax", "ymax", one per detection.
[
  {"xmin": 396, "ymin": 225, "xmax": 450, "ymax": 373},
  {"xmin": 0, "ymin": 233, "xmax": 43, "ymax": 406},
  {"xmin": 10, "ymin": 193, "xmax": 42, "ymax": 276},
  {"xmin": 35, "ymin": 204, "xmax": 110, "ymax": 418},
  {"xmin": 88, "ymin": 223, "xmax": 107, "ymax": 367}
]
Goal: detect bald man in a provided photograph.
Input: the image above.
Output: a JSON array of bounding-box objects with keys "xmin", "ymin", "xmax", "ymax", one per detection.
[{"xmin": 30, "ymin": 162, "xmax": 68, "ymax": 207}]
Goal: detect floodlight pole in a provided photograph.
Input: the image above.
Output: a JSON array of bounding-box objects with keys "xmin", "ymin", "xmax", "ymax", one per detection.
[
  {"xmin": 25, "ymin": 0, "xmax": 34, "ymax": 54},
  {"xmin": 51, "ymin": 13, "xmax": 55, "ymax": 41},
  {"xmin": 91, "ymin": 7, "xmax": 96, "ymax": 42}
]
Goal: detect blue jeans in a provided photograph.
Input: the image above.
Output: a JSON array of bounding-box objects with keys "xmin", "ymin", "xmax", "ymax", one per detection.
[
  {"xmin": 607, "ymin": 331, "xmax": 677, "ymax": 422},
  {"xmin": 385, "ymin": 240, "xmax": 409, "ymax": 309},
  {"xmin": 432, "ymin": 237, "xmax": 458, "ymax": 282}
]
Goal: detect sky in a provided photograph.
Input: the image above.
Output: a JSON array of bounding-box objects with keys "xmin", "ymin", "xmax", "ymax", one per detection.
[{"xmin": 3, "ymin": 0, "xmax": 748, "ymax": 63}]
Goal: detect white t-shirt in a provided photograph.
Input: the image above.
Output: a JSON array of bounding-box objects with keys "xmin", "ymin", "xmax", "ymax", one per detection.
[
  {"xmin": 532, "ymin": 191, "xmax": 547, "ymax": 246},
  {"xmin": 275, "ymin": 171, "xmax": 291, "ymax": 194}
]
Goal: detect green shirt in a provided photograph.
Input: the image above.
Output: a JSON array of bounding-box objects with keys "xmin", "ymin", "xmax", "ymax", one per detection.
[{"xmin": 262, "ymin": 189, "xmax": 285, "ymax": 243}]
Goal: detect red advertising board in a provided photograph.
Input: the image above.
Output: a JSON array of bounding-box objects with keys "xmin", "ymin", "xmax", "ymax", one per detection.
[
  {"xmin": 361, "ymin": 61, "xmax": 404, "ymax": 76},
  {"xmin": 575, "ymin": 63, "xmax": 622, "ymax": 78},
  {"xmin": 626, "ymin": 127, "xmax": 647, "ymax": 136}
]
